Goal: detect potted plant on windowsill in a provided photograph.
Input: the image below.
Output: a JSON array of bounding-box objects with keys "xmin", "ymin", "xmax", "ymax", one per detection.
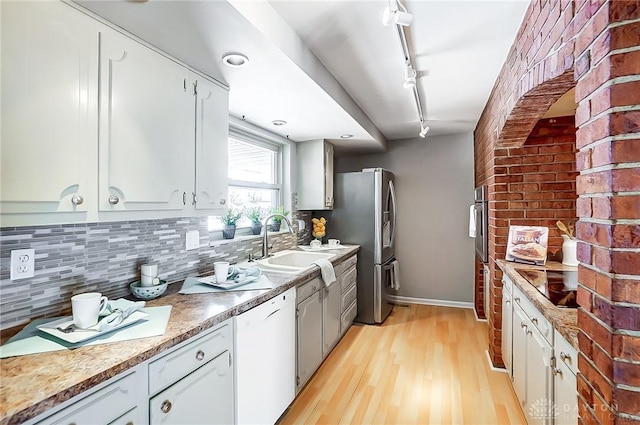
[
  {"xmin": 246, "ymin": 206, "xmax": 266, "ymax": 236},
  {"xmin": 218, "ymin": 209, "xmax": 243, "ymax": 239},
  {"xmin": 268, "ymin": 206, "xmax": 290, "ymax": 232}
]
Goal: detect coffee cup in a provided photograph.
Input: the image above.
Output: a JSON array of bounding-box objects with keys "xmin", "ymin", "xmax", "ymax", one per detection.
[
  {"xmin": 71, "ymin": 292, "xmax": 108, "ymax": 329},
  {"xmin": 310, "ymin": 239, "xmax": 321, "ymax": 249},
  {"xmin": 214, "ymin": 261, "xmax": 230, "ymax": 283},
  {"xmin": 141, "ymin": 274, "xmax": 159, "ymax": 286},
  {"xmin": 328, "ymin": 239, "xmax": 341, "ymax": 247}
]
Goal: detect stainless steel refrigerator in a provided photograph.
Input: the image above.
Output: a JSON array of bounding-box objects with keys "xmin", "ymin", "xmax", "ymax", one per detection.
[{"xmin": 328, "ymin": 168, "xmax": 398, "ymax": 324}]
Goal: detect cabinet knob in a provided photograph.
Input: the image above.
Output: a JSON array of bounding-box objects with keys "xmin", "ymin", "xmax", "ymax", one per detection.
[
  {"xmin": 161, "ymin": 400, "xmax": 172, "ymax": 413},
  {"xmin": 219, "ymin": 198, "xmax": 227, "ymax": 205},
  {"xmin": 552, "ymin": 367, "xmax": 563, "ymax": 376},
  {"xmin": 514, "ymin": 297, "xmax": 521, "ymax": 303},
  {"xmin": 195, "ymin": 350, "xmax": 205, "ymax": 361},
  {"xmin": 71, "ymin": 195, "xmax": 84, "ymax": 205},
  {"xmin": 506, "ymin": 300, "xmax": 510, "ymax": 304},
  {"xmin": 560, "ymin": 351, "xmax": 571, "ymax": 362},
  {"xmin": 108, "ymin": 195, "xmax": 120, "ymax": 205}
]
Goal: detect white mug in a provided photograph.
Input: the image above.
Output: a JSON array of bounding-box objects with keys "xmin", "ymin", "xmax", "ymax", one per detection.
[
  {"xmin": 214, "ymin": 261, "xmax": 230, "ymax": 283},
  {"xmin": 141, "ymin": 263, "xmax": 158, "ymax": 277},
  {"xmin": 71, "ymin": 292, "xmax": 108, "ymax": 329},
  {"xmin": 141, "ymin": 274, "xmax": 160, "ymax": 287},
  {"xmin": 328, "ymin": 239, "xmax": 341, "ymax": 247}
]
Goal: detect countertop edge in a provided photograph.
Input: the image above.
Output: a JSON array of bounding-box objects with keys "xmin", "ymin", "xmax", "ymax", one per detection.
[
  {"xmin": 0, "ymin": 246, "xmax": 360, "ymax": 425},
  {"xmin": 496, "ymin": 259, "xmax": 579, "ymax": 350}
]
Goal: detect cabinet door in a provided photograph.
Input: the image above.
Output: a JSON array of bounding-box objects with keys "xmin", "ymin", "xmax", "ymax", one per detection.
[
  {"xmin": 501, "ymin": 289, "xmax": 513, "ymax": 379},
  {"xmin": 193, "ymin": 77, "xmax": 229, "ymax": 213},
  {"xmin": 1, "ymin": 1, "xmax": 97, "ymax": 223},
  {"xmin": 324, "ymin": 142, "xmax": 334, "ymax": 208},
  {"xmin": 296, "ymin": 291, "xmax": 323, "ymax": 391},
  {"xmin": 525, "ymin": 327, "xmax": 553, "ymax": 425},
  {"xmin": 554, "ymin": 363, "xmax": 578, "ymax": 425},
  {"xmin": 323, "ymin": 281, "xmax": 341, "ymax": 356},
  {"xmin": 150, "ymin": 351, "xmax": 233, "ymax": 425},
  {"xmin": 98, "ymin": 29, "xmax": 193, "ymax": 212},
  {"xmin": 512, "ymin": 305, "xmax": 528, "ymax": 408}
]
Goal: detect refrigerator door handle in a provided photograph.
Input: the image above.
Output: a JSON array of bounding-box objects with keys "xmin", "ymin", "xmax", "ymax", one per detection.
[{"xmin": 389, "ymin": 180, "xmax": 398, "ymax": 249}]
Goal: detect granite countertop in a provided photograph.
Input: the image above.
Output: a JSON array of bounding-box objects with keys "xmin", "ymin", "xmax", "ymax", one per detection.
[
  {"xmin": 0, "ymin": 246, "xmax": 359, "ymax": 425},
  {"xmin": 496, "ymin": 259, "xmax": 578, "ymax": 349}
]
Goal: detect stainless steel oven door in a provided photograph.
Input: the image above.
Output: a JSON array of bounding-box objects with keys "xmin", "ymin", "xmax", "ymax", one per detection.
[{"xmin": 474, "ymin": 203, "xmax": 488, "ymax": 263}]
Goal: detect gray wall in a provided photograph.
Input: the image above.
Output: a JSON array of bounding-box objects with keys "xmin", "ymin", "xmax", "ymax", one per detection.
[{"xmin": 336, "ymin": 133, "xmax": 475, "ymax": 304}]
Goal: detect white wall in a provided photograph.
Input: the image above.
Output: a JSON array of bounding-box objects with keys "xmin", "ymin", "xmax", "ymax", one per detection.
[{"xmin": 335, "ymin": 133, "xmax": 475, "ymax": 304}]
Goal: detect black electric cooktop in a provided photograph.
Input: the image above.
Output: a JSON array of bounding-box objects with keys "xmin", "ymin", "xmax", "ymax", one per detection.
[{"xmin": 514, "ymin": 269, "xmax": 579, "ymax": 308}]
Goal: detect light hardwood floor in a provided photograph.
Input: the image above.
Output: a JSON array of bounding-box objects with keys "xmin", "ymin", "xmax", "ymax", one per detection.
[{"xmin": 280, "ymin": 304, "xmax": 526, "ymax": 425}]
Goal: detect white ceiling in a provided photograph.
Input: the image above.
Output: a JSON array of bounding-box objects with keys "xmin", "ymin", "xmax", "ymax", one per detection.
[{"xmin": 75, "ymin": 0, "xmax": 529, "ymax": 155}]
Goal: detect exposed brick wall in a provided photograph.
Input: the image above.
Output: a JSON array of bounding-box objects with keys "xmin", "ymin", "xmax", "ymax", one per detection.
[{"xmin": 474, "ymin": 0, "xmax": 640, "ymax": 423}]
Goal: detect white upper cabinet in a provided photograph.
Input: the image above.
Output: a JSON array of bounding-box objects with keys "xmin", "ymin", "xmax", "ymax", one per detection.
[
  {"xmin": 194, "ymin": 78, "xmax": 229, "ymax": 213},
  {"xmin": 0, "ymin": 1, "xmax": 99, "ymax": 226},
  {"xmin": 296, "ymin": 140, "xmax": 334, "ymax": 210},
  {"xmin": 98, "ymin": 29, "xmax": 194, "ymax": 213},
  {"xmin": 0, "ymin": 1, "xmax": 229, "ymax": 225}
]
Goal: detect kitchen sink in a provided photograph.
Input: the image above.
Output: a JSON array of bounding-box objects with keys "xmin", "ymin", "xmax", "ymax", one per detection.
[{"xmin": 254, "ymin": 250, "xmax": 335, "ymax": 274}]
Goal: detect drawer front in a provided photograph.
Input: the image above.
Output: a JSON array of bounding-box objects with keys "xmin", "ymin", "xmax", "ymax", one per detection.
[
  {"xmin": 149, "ymin": 323, "xmax": 231, "ymax": 395},
  {"xmin": 341, "ymin": 255, "xmax": 357, "ymax": 274},
  {"xmin": 40, "ymin": 372, "xmax": 138, "ymax": 425},
  {"xmin": 341, "ymin": 266, "xmax": 357, "ymax": 293},
  {"xmin": 297, "ymin": 277, "xmax": 323, "ymax": 303},
  {"xmin": 341, "ymin": 282, "xmax": 357, "ymax": 313},
  {"xmin": 554, "ymin": 329, "xmax": 578, "ymax": 375},
  {"xmin": 502, "ymin": 274, "xmax": 513, "ymax": 295},
  {"xmin": 513, "ymin": 286, "xmax": 552, "ymax": 342},
  {"xmin": 340, "ymin": 300, "xmax": 357, "ymax": 333}
]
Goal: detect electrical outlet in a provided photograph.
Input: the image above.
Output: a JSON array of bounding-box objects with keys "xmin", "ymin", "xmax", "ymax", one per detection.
[
  {"xmin": 185, "ymin": 230, "xmax": 200, "ymax": 251},
  {"xmin": 10, "ymin": 249, "xmax": 35, "ymax": 280}
]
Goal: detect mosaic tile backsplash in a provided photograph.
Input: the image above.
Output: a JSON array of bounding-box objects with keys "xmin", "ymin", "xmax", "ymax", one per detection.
[{"xmin": 0, "ymin": 214, "xmax": 311, "ymax": 330}]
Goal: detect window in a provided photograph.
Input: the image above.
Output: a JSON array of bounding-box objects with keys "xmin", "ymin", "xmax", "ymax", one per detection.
[{"xmin": 209, "ymin": 130, "xmax": 283, "ymax": 232}]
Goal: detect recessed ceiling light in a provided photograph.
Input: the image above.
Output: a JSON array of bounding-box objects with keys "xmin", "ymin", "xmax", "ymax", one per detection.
[
  {"xmin": 272, "ymin": 120, "xmax": 287, "ymax": 126},
  {"xmin": 222, "ymin": 53, "xmax": 249, "ymax": 68},
  {"xmin": 340, "ymin": 134, "xmax": 353, "ymax": 139}
]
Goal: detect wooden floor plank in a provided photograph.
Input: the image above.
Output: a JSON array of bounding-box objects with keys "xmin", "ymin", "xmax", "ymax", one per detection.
[{"xmin": 280, "ymin": 304, "xmax": 525, "ymax": 425}]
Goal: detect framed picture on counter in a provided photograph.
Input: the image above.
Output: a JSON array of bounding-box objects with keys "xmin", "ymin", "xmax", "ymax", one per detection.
[{"xmin": 506, "ymin": 226, "xmax": 549, "ymax": 265}]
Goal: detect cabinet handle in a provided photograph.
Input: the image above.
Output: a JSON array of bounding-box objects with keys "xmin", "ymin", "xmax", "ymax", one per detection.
[
  {"xmin": 108, "ymin": 195, "xmax": 119, "ymax": 205},
  {"xmin": 520, "ymin": 322, "xmax": 527, "ymax": 330},
  {"xmin": 506, "ymin": 300, "xmax": 510, "ymax": 304},
  {"xmin": 219, "ymin": 198, "xmax": 226, "ymax": 205},
  {"xmin": 552, "ymin": 367, "xmax": 563, "ymax": 377},
  {"xmin": 514, "ymin": 297, "xmax": 521, "ymax": 303},
  {"xmin": 192, "ymin": 192, "xmax": 197, "ymax": 206},
  {"xmin": 183, "ymin": 192, "xmax": 186, "ymax": 205},
  {"xmin": 560, "ymin": 351, "xmax": 571, "ymax": 362},
  {"xmin": 531, "ymin": 317, "xmax": 538, "ymax": 325},
  {"xmin": 161, "ymin": 400, "xmax": 172, "ymax": 413},
  {"xmin": 195, "ymin": 350, "xmax": 205, "ymax": 361},
  {"xmin": 71, "ymin": 195, "xmax": 84, "ymax": 205}
]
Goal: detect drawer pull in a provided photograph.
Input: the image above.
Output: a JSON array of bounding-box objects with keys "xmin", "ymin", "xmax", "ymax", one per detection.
[
  {"xmin": 506, "ymin": 300, "xmax": 510, "ymax": 304},
  {"xmin": 520, "ymin": 322, "xmax": 527, "ymax": 330},
  {"xmin": 161, "ymin": 400, "xmax": 172, "ymax": 413},
  {"xmin": 552, "ymin": 367, "xmax": 563, "ymax": 377},
  {"xmin": 195, "ymin": 350, "xmax": 205, "ymax": 361},
  {"xmin": 514, "ymin": 297, "xmax": 521, "ymax": 303},
  {"xmin": 560, "ymin": 351, "xmax": 571, "ymax": 362},
  {"xmin": 531, "ymin": 317, "xmax": 538, "ymax": 325}
]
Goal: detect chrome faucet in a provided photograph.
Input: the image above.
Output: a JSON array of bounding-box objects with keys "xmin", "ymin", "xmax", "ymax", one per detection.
[{"xmin": 262, "ymin": 214, "xmax": 295, "ymax": 258}]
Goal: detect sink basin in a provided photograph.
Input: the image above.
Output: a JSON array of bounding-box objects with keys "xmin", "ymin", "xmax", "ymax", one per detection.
[{"xmin": 255, "ymin": 250, "xmax": 335, "ymax": 274}]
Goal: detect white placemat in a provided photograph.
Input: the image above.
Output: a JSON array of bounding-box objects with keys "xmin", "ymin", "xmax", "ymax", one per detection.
[
  {"xmin": 179, "ymin": 275, "xmax": 274, "ymax": 294},
  {"xmin": 0, "ymin": 306, "xmax": 172, "ymax": 358}
]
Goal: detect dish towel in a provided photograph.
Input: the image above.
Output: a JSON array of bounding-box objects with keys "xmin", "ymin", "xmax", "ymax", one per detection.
[
  {"xmin": 391, "ymin": 260, "xmax": 401, "ymax": 290},
  {"xmin": 468, "ymin": 205, "xmax": 476, "ymax": 238},
  {"xmin": 98, "ymin": 299, "xmax": 146, "ymax": 332},
  {"xmin": 313, "ymin": 259, "xmax": 336, "ymax": 287}
]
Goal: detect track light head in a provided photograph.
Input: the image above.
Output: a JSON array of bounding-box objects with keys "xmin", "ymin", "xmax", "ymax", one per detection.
[
  {"xmin": 382, "ymin": 6, "xmax": 413, "ymax": 26},
  {"xmin": 403, "ymin": 63, "xmax": 416, "ymax": 88},
  {"xmin": 419, "ymin": 123, "xmax": 430, "ymax": 138}
]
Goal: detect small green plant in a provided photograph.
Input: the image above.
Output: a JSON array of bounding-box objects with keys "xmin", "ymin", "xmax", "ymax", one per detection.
[
  {"xmin": 245, "ymin": 206, "xmax": 265, "ymax": 225},
  {"xmin": 217, "ymin": 208, "xmax": 243, "ymax": 226},
  {"xmin": 270, "ymin": 205, "xmax": 290, "ymax": 222}
]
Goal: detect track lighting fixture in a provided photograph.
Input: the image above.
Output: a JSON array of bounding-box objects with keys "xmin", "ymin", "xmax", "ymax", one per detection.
[
  {"xmin": 403, "ymin": 62, "xmax": 416, "ymax": 88},
  {"xmin": 382, "ymin": 0, "xmax": 413, "ymax": 26},
  {"xmin": 419, "ymin": 122, "xmax": 430, "ymax": 138}
]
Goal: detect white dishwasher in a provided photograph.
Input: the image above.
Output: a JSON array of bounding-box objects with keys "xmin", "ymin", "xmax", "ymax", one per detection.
[{"xmin": 235, "ymin": 287, "xmax": 296, "ymax": 425}]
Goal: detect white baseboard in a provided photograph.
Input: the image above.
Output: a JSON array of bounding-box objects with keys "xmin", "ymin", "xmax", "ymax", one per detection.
[
  {"xmin": 474, "ymin": 308, "xmax": 488, "ymax": 322},
  {"xmin": 389, "ymin": 295, "xmax": 474, "ymax": 310},
  {"xmin": 485, "ymin": 350, "xmax": 507, "ymax": 373}
]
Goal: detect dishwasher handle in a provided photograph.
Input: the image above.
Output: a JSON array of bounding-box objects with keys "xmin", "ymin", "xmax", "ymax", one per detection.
[{"xmin": 266, "ymin": 308, "xmax": 281, "ymax": 319}]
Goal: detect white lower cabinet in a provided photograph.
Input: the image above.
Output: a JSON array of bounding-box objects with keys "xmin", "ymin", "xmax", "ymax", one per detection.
[
  {"xmin": 501, "ymin": 277, "xmax": 513, "ymax": 379},
  {"xmin": 36, "ymin": 371, "xmax": 142, "ymax": 425},
  {"xmin": 323, "ymin": 279, "xmax": 342, "ymax": 355},
  {"xmin": 296, "ymin": 284, "xmax": 324, "ymax": 391},
  {"xmin": 149, "ymin": 351, "xmax": 233, "ymax": 425},
  {"xmin": 507, "ymin": 276, "xmax": 578, "ymax": 425}
]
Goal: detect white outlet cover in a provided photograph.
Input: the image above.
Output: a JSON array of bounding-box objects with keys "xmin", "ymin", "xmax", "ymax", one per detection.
[
  {"xmin": 10, "ymin": 248, "xmax": 35, "ymax": 280},
  {"xmin": 185, "ymin": 230, "xmax": 200, "ymax": 251}
]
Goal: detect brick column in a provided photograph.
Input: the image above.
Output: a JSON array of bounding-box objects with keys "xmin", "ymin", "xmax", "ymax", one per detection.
[{"xmin": 574, "ymin": 2, "xmax": 640, "ymax": 423}]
